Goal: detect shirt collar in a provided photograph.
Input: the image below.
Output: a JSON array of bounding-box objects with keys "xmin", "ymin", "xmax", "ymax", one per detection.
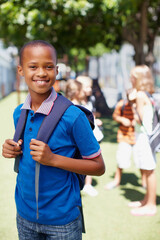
[{"xmin": 21, "ymin": 87, "xmax": 57, "ymax": 115}]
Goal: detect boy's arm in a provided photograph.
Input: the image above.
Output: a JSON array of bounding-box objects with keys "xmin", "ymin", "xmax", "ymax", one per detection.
[
  {"xmin": 2, "ymin": 139, "xmax": 23, "ymax": 158},
  {"xmin": 30, "ymin": 139, "xmax": 105, "ymax": 176}
]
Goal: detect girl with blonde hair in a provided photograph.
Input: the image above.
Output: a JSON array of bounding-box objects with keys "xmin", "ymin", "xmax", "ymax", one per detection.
[
  {"xmin": 65, "ymin": 79, "xmax": 85, "ymax": 104},
  {"xmin": 129, "ymin": 65, "xmax": 157, "ymax": 216}
]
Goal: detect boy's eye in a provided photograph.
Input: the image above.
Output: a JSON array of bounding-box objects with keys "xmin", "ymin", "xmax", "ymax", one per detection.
[
  {"xmin": 46, "ymin": 65, "xmax": 54, "ymax": 69},
  {"xmin": 29, "ymin": 66, "xmax": 37, "ymax": 69}
]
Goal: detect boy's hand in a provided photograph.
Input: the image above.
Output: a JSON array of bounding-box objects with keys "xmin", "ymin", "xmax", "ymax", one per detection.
[
  {"xmin": 2, "ymin": 139, "xmax": 23, "ymax": 158},
  {"xmin": 30, "ymin": 139, "xmax": 53, "ymax": 165}
]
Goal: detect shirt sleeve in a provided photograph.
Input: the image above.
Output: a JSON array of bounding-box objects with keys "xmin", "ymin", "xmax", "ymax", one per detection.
[{"xmin": 72, "ymin": 111, "xmax": 101, "ymax": 159}]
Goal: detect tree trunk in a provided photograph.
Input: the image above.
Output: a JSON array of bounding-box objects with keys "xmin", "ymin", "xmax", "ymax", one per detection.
[
  {"xmin": 92, "ymin": 78, "xmax": 113, "ymax": 117},
  {"xmin": 85, "ymin": 55, "xmax": 90, "ymax": 75},
  {"xmin": 145, "ymin": 34, "xmax": 156, "ymax": 68},
  {"xmin": 74, "ymin": 56, "xmax": 78, "ymax": 77},
  {"xmin": 134, "ymin": 0, "xmax": 149, "ymax": 65}
]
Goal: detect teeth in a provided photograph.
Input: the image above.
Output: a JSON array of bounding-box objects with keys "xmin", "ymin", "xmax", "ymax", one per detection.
[{"xmin": 36, "ymin": 81, "xmax": 47, "ymax": 84}]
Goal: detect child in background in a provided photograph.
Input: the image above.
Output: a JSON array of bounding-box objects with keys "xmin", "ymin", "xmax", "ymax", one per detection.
[
  {"xmin": 65, "ymin": 79, "xmax": 85, "ymax": 105},
  {"xmin": 105, "ymin": 89, "xmax": 146, "ymax": 190},
  {"xmin": 76, "ymin": 76, "xmax": 104, "ymax": 196},
  {"xmin": 129, "ymin": 65, "xmax": 157, "ymax": 216},
  {"xmin": 2, "ymin": 40, "xmax": 105, "ymax": 239},
  {"xmin": 76, "ymin": 75, "xmax": 104, "ymax": 143}
]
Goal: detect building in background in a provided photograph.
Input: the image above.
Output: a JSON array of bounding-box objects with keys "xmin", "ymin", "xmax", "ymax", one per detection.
[
  {"xmin": 89, "ymin": 38, "xmax": 160, "ymax": 109},
  {"xmin": 0, "ymin": 40, "xmax": 17, "ymax": 99}
]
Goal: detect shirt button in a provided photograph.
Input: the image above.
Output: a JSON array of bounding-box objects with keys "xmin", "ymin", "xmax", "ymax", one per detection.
[
  {"xmin": 31, "ymin": 118, "xmax": 34, "ymax": 123},
  {"xmin": 29, "ymin": 128, "xmax": 32, "ymax": 132}
]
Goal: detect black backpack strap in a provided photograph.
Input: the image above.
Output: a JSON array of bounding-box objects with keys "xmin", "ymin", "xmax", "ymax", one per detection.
[
  {"xmin": 35, "ymin": 94, "xmax": 73, "ymax": 219},
  {"xmin": 13, "ymin": 109, "xmax": 28, "ymax": 173},
  {"xmin": 13, "ymin": 95, "xmax": 72, "ymax": 173},
  {"xmin": 36, "ymin": 94, "xmax": 73, "ymax": 142}
]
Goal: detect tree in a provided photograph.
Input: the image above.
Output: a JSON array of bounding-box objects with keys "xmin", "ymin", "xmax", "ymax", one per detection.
[
  {"xmin": 114, "ymin": 0, "xmax": 160, "ymax": 66},
  {"xmin": 0, "ymin": 0, "xmax": 160, "ymax": 67}
]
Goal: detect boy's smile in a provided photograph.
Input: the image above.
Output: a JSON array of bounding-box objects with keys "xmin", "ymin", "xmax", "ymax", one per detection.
[{"xmin": 18, "ymin": 45, "xmax": 58, "ymax": 100}]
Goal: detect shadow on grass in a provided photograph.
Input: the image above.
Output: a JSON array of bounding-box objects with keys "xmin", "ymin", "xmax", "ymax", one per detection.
[
  {"xmin": 120, "ymin": 188, "xmax": 144, "ymax": 202},
  {"xmin": 120, "ymin": 187, "xmax": 160, "ymax": 206},
  {"xmin": 92, "ymin": 178, "xmax": 98, "ymax": 187},
  {"xmin": 108, "ymin": 172, "xmax": 141, "ymax": 187},
  {"xmin": 101, "ymin": 117, "xmax": 118, "ymax": 143},
  {"xmin": 121, "ymin": 173, "xmax": 141, "ymax": 187},
  {"xmin": 108, "ymin": 170, "xmax": 160, "ymax": 205}
]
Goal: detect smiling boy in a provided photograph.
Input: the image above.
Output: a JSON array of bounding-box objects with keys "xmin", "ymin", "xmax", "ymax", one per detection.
[{"xmin": 2, "ymin": 40, "xmax": 105, "ymax": 240}]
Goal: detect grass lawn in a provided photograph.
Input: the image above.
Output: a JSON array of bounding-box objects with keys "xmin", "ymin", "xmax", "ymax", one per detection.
[{"xmin": 0, "ymin": 92, "xmax": 160, "ymax": 240}]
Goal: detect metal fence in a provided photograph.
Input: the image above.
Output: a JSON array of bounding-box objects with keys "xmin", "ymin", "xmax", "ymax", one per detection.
[{"xmin": 0, "ymin": 42, "xmax": 17, "ymax": 100}]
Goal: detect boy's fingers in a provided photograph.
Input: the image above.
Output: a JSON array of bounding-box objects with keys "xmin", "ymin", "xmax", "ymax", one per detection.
[
  {"xmin": 6, "ymin": 139, "xmax": 19, "ymax": 146},
  {"xmin": 30, "ymin": 151, "xmax": 39, "ymax": 157},
  {"xmin": 3, "ymin": 148, "xmax": 22, "ymax": 155},
  {"xmin": 3, "ymin": 139, "xmax": 22, "ymax": 153},
  {"xmin": 30, "ymin": 139, "xmax": 44, "ymax": 146},
  {"xmin": 18, "ymin": 139, "xmax": 23, "ymax": 145},
  {"xmin": 30, "ymin": 139, "xmax": 46, "ymax": 151},
  {"xmin": 3, "ymin": 153, "xmax": 14, "ymax": 158},
  {"xmin": 6, "ymin": 144, "xmax": 21, "ymax": 152},
  {"xmin": 4, "ymin": 153, "xmax": 20, "ymax": 158},
  {"xmin": 30, "ymin": 145, "xmax": 40, "ymax": 151},
  {"xmin": 4, "ymin": 139, "xmax": 21, "ymax": 150},
  {"xmin": 3, "ymin": 150, "xmax": 22, "ymax": 158}
]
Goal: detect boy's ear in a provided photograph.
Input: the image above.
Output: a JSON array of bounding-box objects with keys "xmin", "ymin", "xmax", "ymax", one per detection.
[
  {"xmin": 56, "ymin": 65, "xmax": 59, "ymax": 75},
  {"xmin": 17, "ymin": 65, "xmax": 24, "ymax": 77}
]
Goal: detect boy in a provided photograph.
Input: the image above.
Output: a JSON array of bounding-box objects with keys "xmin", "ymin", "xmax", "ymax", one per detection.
[{"xmin": 2, "ymin": 40, "xmax": 105, "ymax": 240}]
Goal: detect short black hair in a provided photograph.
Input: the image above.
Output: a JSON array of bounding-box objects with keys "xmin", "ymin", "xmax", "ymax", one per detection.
[{"xmin": 19, "ymin": 40, "xmax": 57, "ymax": 65}]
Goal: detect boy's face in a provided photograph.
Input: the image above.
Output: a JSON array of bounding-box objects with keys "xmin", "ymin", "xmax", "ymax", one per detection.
[{"xmin": 18, "ymin": 45, "xmax": 58, "ymax": 96}]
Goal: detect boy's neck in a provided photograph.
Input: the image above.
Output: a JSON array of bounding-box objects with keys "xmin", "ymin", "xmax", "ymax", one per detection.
[{"xmin": 30, "ymin": 90, "xmax": 51, "ymax": 112}]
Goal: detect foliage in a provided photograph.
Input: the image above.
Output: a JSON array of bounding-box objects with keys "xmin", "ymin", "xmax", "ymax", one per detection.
[
  {"xmin": 0, "ymin": 0, "xmax": 117, "ymax": 52},
  {"xmin": 0, "ymin": 0, "xmax": 160, "ymax": 67},
  {"xmin": 116, "ymin": 0, "xmax": 160, "ymax": 65}
]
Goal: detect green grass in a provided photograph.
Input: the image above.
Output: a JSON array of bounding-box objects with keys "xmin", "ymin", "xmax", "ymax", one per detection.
[{"xmin": 0, "ymin": 92, "xmax": 160, "ymax": 240}]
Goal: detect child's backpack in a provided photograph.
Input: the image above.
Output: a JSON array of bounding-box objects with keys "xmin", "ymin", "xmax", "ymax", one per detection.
[
  {"xmin": 13, "ymin": 94, "xmax": 95, "ymax": 233},
  {"xmin": 146, "ymin": 92, "xmax": 160, "ymax": 154},
  {"xmin": 130, "ymin": 91, "xmax": 160, "ymax": 156}
]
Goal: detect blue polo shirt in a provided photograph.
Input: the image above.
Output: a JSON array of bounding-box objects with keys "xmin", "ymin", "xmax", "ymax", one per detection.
[{"xmin": 13, "ymin": 88, "xmax": 101, "ymax": 225}]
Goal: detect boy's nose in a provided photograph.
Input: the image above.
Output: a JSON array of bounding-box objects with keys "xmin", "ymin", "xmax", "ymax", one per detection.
[{"xmin": 36, "ymin": 68, "xmax": 47, "ymax": 77}]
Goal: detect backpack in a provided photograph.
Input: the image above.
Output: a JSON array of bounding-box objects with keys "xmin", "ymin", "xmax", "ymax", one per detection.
[
  {"xmin": 135, "ymin": 92, "xmax": 160, "ymax": 155},
  {"xmin": 13, "ymin": 94, "xmax": 95, "ymax": 233},
  {"xmin": 146, "ymin": 92, "xmax": 160, "ymax": 154}
]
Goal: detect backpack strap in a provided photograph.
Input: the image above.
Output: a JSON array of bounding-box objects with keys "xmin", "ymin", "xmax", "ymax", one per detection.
[
  {"xmin": 36, "ymin": 94, "xmax": 73, "ymax": 142},
  {"xmin": 13, "ymin": 95, "xmax": 73, "ymax": 173},
  {"xmin": 13, "ymin": 109, "xmax": 28, "ymax": 173},
  {"xmin": 35, "ymin": 94, "xmax": 72, "ymax": 219}
]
